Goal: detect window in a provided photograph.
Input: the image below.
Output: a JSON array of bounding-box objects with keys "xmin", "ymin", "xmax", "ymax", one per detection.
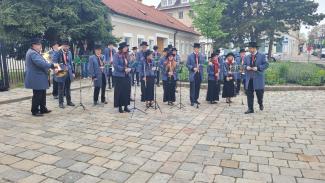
[
  {"xmin": 178, "ymin": 11, "xmax": 184, "ymax": 19},
  {"xmin": 138, "ymin": 38, "xmax": 144, "ymax": 47},
  {"xmin": 181, "ymin": 0, "xmax": 189, "ymax": 3},
  {"xmin": 162, "ymin": 0, "xmax": 176, "ymax": 7},
  {"xmin": 124, "ymin": 37, "xmax": 131, "ymax": 45},
  {"xmin": 149, "ymin": 40, "xmax": 154, "ymax": 50}
]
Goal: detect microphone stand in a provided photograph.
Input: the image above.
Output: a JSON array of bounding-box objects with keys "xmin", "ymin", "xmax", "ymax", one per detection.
[{"xmin": 152, "ymin": 63, "xmax": 162, "ymax": 113}]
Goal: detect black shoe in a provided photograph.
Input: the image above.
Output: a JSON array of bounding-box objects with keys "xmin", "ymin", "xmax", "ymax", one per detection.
[
  {"xmin": 157, "ymin": 84, "xmax": 160, "ymax": 87},
  {"xmin": 196, "ymin": 101, "xmax": 201, "ymax": 105},
  {"xmin": 59, "ymin": 103, "xmax": 65, "ymax": 109},
  {"xmin": 109, "ymin": 86, "xmax": 112, "ymax": 89},
  {"xmin": 67, "ymin": 102, "xmax": 75, "ymax": 106},
  {"xmin": 32, "ymin": 113, "xmax": 44, "ymax": 117},
  {"xmin": 101, "ymin": 101, "xmax": 108, "ymax": 104},
  {"xmin": 244, "ymin": 110, "xmax": 254, "ymax": 114},
  {"xmin": 41, "ymin": 110, "xmax": 52, "ymax": 114},
  {"xmin": 259, "ymin": 105, "xmax": 264, "ymax": 111},
  {"xmin": 124, "ymin": 107, "xmax": 131, "ymax": 113},
  {"xmin": 93, "ymin": 101, "xmax": 98, "ymax": 106},
  {"xmin": 119, "ymin": 107, "xmax": 124, "ymax": 113},
  {"xmin": 53, "ymin": 96, "xmax": 58, "ymax": 99},
  {"xmin": 130, "ymin": 98, "xmax": 135, "ymax": 102},
  {"xmin": 191, "ymin": 102, "xmax": 194, "ymax": 106}
]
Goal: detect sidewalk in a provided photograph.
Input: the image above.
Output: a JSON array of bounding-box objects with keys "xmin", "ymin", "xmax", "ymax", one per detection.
[{"xmin": 1, "ymin": 79, "xmax": 324, "ymax": 105}]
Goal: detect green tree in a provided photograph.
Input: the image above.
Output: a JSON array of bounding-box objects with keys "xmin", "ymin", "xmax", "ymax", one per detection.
[
  {"xmin": 190, "ymin": 0, "xmax": 227, "ymax": 47},
  {"xmin": 0, "ymin": 0, "xmax": 115, "ymax": 44}
]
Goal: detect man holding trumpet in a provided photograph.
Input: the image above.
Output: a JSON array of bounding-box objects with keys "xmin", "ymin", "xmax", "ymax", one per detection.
[
  {"xmin": 187, "ymin": 43, "xmax": 205, "ymax": 107},
  {"xmin": 24, "ymin": 38, "xmax": 60, "ymax": 117}
]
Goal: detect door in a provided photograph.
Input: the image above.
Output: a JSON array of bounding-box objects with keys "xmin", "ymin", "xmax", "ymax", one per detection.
[{"xmin": 157, "ymin": 37, "xmax": 164, "ymax": 53}]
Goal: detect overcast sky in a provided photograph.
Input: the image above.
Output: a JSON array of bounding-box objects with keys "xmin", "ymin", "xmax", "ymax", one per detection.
[{"xmin": 142, "ymin": 0, "xmax": 325, "ymax": 35}]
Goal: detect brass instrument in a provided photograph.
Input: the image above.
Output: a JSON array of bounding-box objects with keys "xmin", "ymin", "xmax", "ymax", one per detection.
[{"xmin": 42, "ymin": 51, "xmax": 52, "ymax": 63}]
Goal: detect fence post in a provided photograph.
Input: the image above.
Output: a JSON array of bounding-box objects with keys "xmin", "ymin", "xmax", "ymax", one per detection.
[{"xmin": 0, "ymin": 41, "xmax": 10, "ymax": 91}]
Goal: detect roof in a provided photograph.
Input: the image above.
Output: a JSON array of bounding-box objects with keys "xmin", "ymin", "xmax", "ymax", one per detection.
[
  {"xmin": 157, "ymin": 0, "xmax": 191, "ymax": 10},
  {"xmin": 101, "ymin": 0, "xmax": 199, "ymax": 35}
]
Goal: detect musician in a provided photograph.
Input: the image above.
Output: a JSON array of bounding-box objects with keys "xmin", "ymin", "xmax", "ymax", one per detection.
[
  {"xmin": 49, "ymin": 41, "xmax": 60, "ymax": 99},
  {"xmin": 186, "ymin": 43, "xmax": 204, "ymax": 106},
  {"xmin": 206, "ymin": 53, "xmax": 220, "ymax": 104},
  {"xmin": 53, "ymin": 40, "xmax": 75, "ymax": 109},
  {"xmin": 139, "ymin": 50, "xmax": 156, "ymax": 107},
  {"xmin": 167, "ymin": 44, "xmax": 173, "ymax": 52},
  {"xmin": 113, "ymin": 42, "xmax": 132, "ymax": 113},
  {"xmin": 161, "ymin": 51, "xmax": 178, "ymax": 105},
  {"xmin": 24, "ymin": 38, "xmax": 58, "ymax": 116},
  {"xmin": 153, "ymin": 46, "xmax": 161, "ymax": 87},
  {"xmin": 172, "ymin": 47, "xmax": 181, "ymax": 63},
  {"xmin": 235, "ymin": 48, "xmax": 246, "ymax": 95},
  {"xmin": 104, "ymin": 41, "xmax": 116, "ymax": 89},
  {"xmin": 88, "ymin": 45, "xmax": 107, "ymax": 106},
  {"xmin": 215, "ymin": 49, "xmax": 224, "ymax": 98},
  {"xmin": 130, "ymin": 46, "xmax": 139, "ymax": 86},
  {"xmin": 244, "ymin": 42, "xmax": 269, "ymax": 114},
  {"xmin": 222, "ymin": 52, "xmax": 236, "ymax": 103}
]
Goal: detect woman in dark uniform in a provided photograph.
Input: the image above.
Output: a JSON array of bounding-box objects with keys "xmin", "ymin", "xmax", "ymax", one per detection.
[
  {"xmin": 113, "ymin": 42, "xmax": 132, "ymax": 113},
  {"xmin": 206, "ymin": 53, "xmax": 220, "ymax": 104},
  {"xmin": 161, "ymin": 51, "xmax": 178, "ymax": 105},
  {"xmin": 139, "ymin": 50, "xmax": 156, "ymax": 107},
  {"xmin": 222, "ymin": 52, "xmax": 236, "ymax": 103}
]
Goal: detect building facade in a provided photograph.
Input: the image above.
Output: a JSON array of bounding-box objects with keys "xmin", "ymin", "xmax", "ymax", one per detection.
[{"xmin": 102, "ymin": 0, "xmax": 200, "ymax": 61}]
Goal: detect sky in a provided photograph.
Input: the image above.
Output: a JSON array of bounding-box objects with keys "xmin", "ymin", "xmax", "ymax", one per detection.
[{"xmin": 142, "ymin": 0, "xmax": 325, "ymax": 36}]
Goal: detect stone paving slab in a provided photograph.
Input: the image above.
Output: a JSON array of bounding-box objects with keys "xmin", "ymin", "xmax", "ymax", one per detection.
[{"xmin": 0, "ymin": 87, "xmax": 324, "ymax": 183}]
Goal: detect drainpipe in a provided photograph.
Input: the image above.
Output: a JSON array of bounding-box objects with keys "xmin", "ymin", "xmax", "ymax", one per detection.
[{"xmin": 173, "ymin": 30, "xmax": 178, "ymax": 47}]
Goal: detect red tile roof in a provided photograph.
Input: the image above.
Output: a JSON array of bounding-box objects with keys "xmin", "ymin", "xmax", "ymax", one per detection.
[{"xmin": 101, "ymin": 0, "xmax": 199, "ymax": 35}]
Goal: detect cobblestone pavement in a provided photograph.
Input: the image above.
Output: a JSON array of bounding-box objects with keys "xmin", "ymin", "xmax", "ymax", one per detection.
[{"xmin": 0, "ymin": 86, "xmax": 325, "ymax": 183}]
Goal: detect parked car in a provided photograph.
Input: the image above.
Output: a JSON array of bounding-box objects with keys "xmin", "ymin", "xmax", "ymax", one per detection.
[{"xmin": 265, "ymin": 52, "xmax": 282, "ymax": 62}]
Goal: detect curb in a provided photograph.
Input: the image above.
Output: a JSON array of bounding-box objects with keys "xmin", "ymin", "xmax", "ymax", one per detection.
[
  {"xmin": 1, "ymin": 83, "xmax": 324, "ymax": 105},
  {"xmin": 0, "ymin": 85, "xmax": 91, "ymax": 105}
]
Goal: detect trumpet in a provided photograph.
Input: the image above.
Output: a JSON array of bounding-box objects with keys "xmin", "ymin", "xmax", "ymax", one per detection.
[{"xmin": 42, "ymin": 51, "xmax": 52, "ymax": 63}]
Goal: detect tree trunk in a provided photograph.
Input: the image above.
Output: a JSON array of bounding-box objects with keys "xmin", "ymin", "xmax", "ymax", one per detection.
[{"xmin": 268, "ymin": 30, "xmax": 275, "ymax": 60}]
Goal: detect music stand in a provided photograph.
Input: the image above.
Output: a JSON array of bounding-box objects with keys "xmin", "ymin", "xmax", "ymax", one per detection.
[
  {"xmin": 145, "ymin": 63, "xmax": 162, "ymax": 113},
  {"xmin": 69, "ymin": 55, "xmax": 87, "ymax": 113},
  {"xmin": 171, "ymin": 64, "xmax": 185, "ymax": 109},
  {"xmin": 130, "ymin": 62, "xmax": 147, "ymax": 118}
]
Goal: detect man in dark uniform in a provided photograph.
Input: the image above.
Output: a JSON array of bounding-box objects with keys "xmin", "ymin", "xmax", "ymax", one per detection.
[
  {"xmin": 104, "ymin": 41, "xmax": 116, "ymax": 89},
  {"xmin": 153, "ymin": 46, "xmax": 161, "ymax": 87},
  {"xmin": 24, "ymin": 38, "xmax": 59, "ymax": 116},
  {"xmin": 53, "ymin": 40, "xmax": 75, "ymax": 109},
  {"xmin": 243, "ymin": 42, "xmax": 269, "ymax": 114},
  {"xmin": 88, "ymin": 45, "xmax": 107, "ymax": 105},
  {"xmin": 186, "ymin": 43, "xmax": 205, "ymax": 106},
  {"xmin": 137, "ymin": 41, "xmax": 149, "ymax": 98}
]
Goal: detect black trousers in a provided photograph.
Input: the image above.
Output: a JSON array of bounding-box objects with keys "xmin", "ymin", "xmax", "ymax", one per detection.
[
  {"xmin": 247, "ymin": 79, "xmax": 264, "ymax": 111},
  {"xmin": 94, "ymin": 73, "xmax": 107, "ymax": 102},
  {"xmin": 52, "ymin": 77, "xmax": 58, "ymax": 97},
  {"xmin": 31, "ymin": 90, "xmax": 47, "ymax": 114},
  {"xmin": 58, "ymin": 77, "xmax": 71, "ymax": 104},
  {"xmin": 107, "ymin": 68, "xmax": 114, "ymax": 88},
  {"xmin": 190, "ymin": 73, "xmax": 201, "ymax": 103}
]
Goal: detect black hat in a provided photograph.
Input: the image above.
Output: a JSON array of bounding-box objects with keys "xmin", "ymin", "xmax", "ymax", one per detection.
[
  {"xmin": 140, "ymin": 41, "xmax": 149, "ymax": 46},
  {"xmin": 94, "ymin": 44, "xmax": 102, "ymax": 50},
  {"xmin": 239, "ymin": 48, "xmax": 246, "ymax": 53},
  {"xmin": 50, "ymin": 41, "xmax": 59, "ymax": 47},
  {"xmin": 153, "ymin": 45, "xmax": 159, "ymax": 50},
  {"xmin": 167, "ymin": 51, "xmax": 175, "ymax": 58},
  {"xmin": 209, "ymin": 53, "xmax": 217, "ymax": 59},
  {"xmin": 132, "ymin": 46, "xmax": 138, "ymax": 50},
  {"xmin": 118, "ymin": 42, "xmax": 129, "ymax": 50},
  {"xmin": 163, "ymin": 48, "xmax": 169, "ymax": 52},
  {"xmin": 107, "ymin": 41, "xmax": 115, "ymax": 45},
  {"xmin": 144, "ymin": 50, "xmax": 153, "ymax": 58},
  {"xmin": 193, "ymin": 43, "xmax": 201, "ymax": 48},
  {"xmin": 30, "ymin": 38, "xmax": 42, "ymax": 45},
  {"xmin": 167, "ymin": 44, "xmax": 173, "ymax": 49},
  {"xmin": 60, "ymin": 39, "xmax": 70, "ymax": 46},
  {"xmin": 226, "ymin": 52, "xmax": 235, "ymax": 58},
  {"xmin": 247, "ymin": 42, "xmax": 259, "ymax": 48},
  {"xmin": 172, "ymin": 47, "xmax": 177, "ymax": 51}
]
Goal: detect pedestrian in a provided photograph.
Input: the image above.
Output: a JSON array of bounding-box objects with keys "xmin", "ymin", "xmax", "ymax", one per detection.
[{"xmin": 161, "ymin": 51, "xmax": 178, "ymax": 105}]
